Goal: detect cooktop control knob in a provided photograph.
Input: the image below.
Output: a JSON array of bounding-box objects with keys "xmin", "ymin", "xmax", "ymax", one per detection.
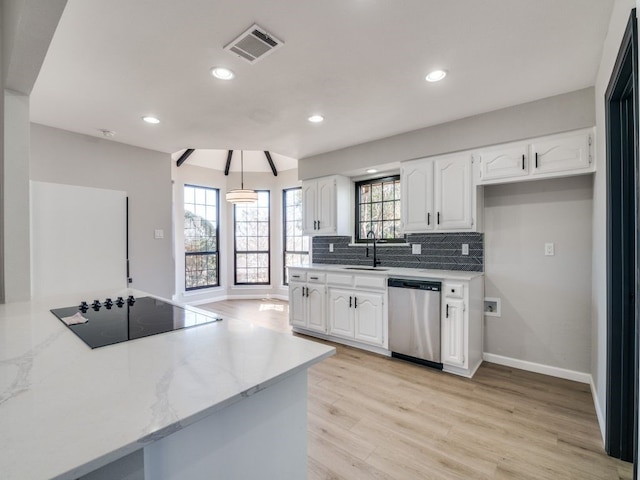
[
  {"xmin": 91, "ymin": 300, "xmax": 102, "ymax": 310},
  {"xmin": 115, "ymin": 296, "xmax": 125, "ymax": 307},
  {"xmin": 127, "ymin": 295, "xmax": 136, "ymax": 306},
  {"xmin": 104, "ymin": 298, "xmax": 113, "ymax": 309},
  {"xmin": 79, "ymin": 301, "xmax": 88, "ymax": 312}
]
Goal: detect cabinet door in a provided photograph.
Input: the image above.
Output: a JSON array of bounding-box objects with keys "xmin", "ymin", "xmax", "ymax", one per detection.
[
  {"xmin": 441, "ymin": 299, "xmax": 466, "ymax": 367},
  {"xmin": 353, "ymin": 291, "xmax": 384, "ymax": 346},
  {"xmin": 400, "ymin": 161, "xmax": 434, "ymax": 232},
  {"xmin": 316, "ymin": 177, "xmax": 336, "ymax": 234},
  {"xmin": 289, "ymin": 282, "xmax": 307, "ymax": 327},
  {"xmin": 306, "ymin": 285, "xmax": 326, "ymax": 333},
  {"xmin": 530, "ymin": 131, "xmax": 591, "ymax": 176},
  {"xmin": 328, "ymin": 288, "xmax": 355, "ymax": 339},
  {"xmin": 478, "ymin": 143, "xmax": 529, "ymax": 182},
  {"xmin": 434, "ymin": 155, "xmax": 472, "ymax": 230},
  {"xmin": 301, "ymin": 181, "xmax": 317, "ymax": 235}
]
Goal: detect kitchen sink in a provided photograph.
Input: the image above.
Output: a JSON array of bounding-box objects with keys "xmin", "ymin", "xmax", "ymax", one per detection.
[{"xmin": 343, "ymin": 267, "xmax": 388, "ymax": 271}]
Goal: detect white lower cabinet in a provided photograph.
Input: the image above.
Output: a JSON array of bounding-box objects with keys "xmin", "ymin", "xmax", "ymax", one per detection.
[
  {"xmin": 328, "ymin": 288, "xmax": 385, "ymax": 347},
  {"xmin": 441, "ymin": 298, "xmax": 466, "ymax": 368},
  {"xmin": 327, "ymin": 288, "xmax": 354, "ymax": 338},
  {"xmin": 289, "ymin": 268, "xmax": 483, "ymax": 378},
  {"xmin": 289, "ymin": 281, "xmax": 306, "ymax": 328},
  {"xmin": 353, "ymin": 291, "xmax": 384, "ymax": 346},
  {"xmin": 306, "ymin": 285, "xmax": 327, "ymax": 333},
  {"xmin": 288, "ymin": 272, "xmax": 326, "ymax": 333},
  {"xmin": 440, "ymin": 277, "xmax": 484, "ymax": 377}
]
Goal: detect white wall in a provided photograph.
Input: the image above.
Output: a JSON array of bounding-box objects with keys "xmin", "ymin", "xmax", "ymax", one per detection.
[
  {"xmin": 299, "ymin": 88, "xmax": 595, "ymax": 180},
  {"xmin": 484, "ymin": 175, "xmax": 593, "ymax": 374},
  {"xmin": 592, "ymin": 0, "xmax": 637, "ymax": 443},
  {"xmin": 30, "ymin": 123, "xmax": 175, "ymax": 300},
  {"xmin": 171, "ymin": 163, "xmax": 301, "ymax": 304}
]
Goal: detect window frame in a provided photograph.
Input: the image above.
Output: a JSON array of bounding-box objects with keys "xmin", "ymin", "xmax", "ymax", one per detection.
[
  {"xmin": 282, "ymin": 187, "xmax": 310, "ymax": 285},
  {"xmin": 233, "ymin": 190, "xmax": 271, "ymax": 285},
  {"xmin": 184, "ymin": 184, "xmax": 220, "ymax": 291},
  {"xmin": 354, "ymin": 174, "xmax": 404, "ymax": 243}
]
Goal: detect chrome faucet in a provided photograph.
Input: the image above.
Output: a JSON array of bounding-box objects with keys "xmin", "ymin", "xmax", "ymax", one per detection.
[{"xmin": 366, "ymin": 230, "xmax": 381, "ymax": 268}]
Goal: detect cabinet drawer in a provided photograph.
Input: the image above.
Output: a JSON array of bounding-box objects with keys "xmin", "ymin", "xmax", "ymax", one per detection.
[
  {"xmin": 289, "ymin": 271, "xmax": 307, "ymax": 282},
  {"xmin": 307, "ymin": 273, "xmax": 326, "ymax": 283},
  {"xmin": 444, "ymin": 283, "xmax": 464, "ymax": 298},
  {"xmin": 327, "ymin": 273, "xmax": 353, "ymax": 286},
  {"xmin": 354, "ymin": 275, "xmax": 386, "ymax": 290}
]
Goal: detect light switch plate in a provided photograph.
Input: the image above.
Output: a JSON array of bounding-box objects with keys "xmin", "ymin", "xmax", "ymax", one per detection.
[
  {"xmin": 462, "ymin": 244, "xmax": 469, "ymax": 255},
  {"xmin": 412, "ymin": 244, "xmax": 421, "ymax": 254},
  {"xmin": 154, "ymin": 229, "xmax": 164, "ymax": 239},
  {"xmin": 329, "ymin": 243, "xmax": 334, "ymax": 253},
  {"xmin": 545, "ymin": 242, "xmax": 554, "ymax": 256}
]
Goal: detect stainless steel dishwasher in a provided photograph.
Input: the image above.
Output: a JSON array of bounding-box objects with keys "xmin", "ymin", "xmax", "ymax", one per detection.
[{"xmin": 387, "ymin": 278, "xmax": 442, "ymax": 369}]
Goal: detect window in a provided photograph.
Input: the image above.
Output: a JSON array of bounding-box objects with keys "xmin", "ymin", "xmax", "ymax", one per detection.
[
  {"xmin": 355, "ymin": 175, "xmax": 403, "ymax": 242},
  {"xmin": 234, "ymin": 191, "xmax": 270, "ymax": 284},
  {"xmin": 283, "ymin": 187, "xmax": 310, "ymax": 284},
  {"xmin": 184, "ymin": 185, "xmax": 219, "ymax": 290}
]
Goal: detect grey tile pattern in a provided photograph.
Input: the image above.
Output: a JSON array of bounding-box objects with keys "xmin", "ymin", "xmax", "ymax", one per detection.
[{"xmin": 312, "ymin": 233, "xmax": 483, "ymax": 272}]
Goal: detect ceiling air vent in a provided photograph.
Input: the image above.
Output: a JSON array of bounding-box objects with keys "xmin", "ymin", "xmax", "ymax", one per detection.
[{"xmin": 224, "ymin": 24, "xmax": 283, "ymax": 64}]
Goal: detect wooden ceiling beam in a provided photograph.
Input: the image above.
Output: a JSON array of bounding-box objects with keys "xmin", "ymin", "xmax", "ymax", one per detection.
[
  {"xmin": 224, "ymin": 150, "xmax": 233, "ymax": 175},
  {"xmin": 175, "ymin": 148, "xmax": 195, "ymax": 167},
  {"xmin": 264, "ymin": 151, "xmax": 278, "ymax": 176}
]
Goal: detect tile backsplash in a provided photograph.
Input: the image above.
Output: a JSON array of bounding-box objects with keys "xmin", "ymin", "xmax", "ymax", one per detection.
[{"xmin": 312, "ymin": 233, "xmax": 483, "ymax": 272}]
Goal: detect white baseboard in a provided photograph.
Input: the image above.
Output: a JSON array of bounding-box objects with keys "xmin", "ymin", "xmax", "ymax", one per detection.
[
  {"xmin": 186, "ymin": 294, "xmax": 289, "ymax": 305},
  {"xmin": 225, "ymin": 294, "xmax": 288, "ymax": 301},
  {"xmin": 590, "ymin": 377, "xmax": 606, "ymax": 445},
  {"xmin": 482, "ymin": 352, "xmax": 591, "ymax": 384}
]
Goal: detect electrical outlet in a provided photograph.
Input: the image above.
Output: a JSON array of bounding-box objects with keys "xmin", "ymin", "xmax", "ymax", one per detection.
[
  {"xmin": 329, "ymin": 243, "xmax": 334, "ymax": 253},
  {"xmin": 462, "ymin": 244, "xmax": 469, "ymax": 255},
  {"xmin": 545, "ymin": 242, "xmax": 555, "ymax": 256},
  {"xmin": 412, "ymin": 244, "xmax": 421, "ymax": 254},
  {"xmin": 154, "ymin": 229, "xmax": 164, "ymax": 239}
]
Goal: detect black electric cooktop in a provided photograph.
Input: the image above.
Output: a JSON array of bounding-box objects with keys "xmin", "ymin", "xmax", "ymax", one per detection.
[{"xmin": 50, "ymin": 296, "xmax": 222, "ymax": 349}]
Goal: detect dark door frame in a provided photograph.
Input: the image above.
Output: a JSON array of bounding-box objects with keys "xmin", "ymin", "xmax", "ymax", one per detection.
[{"xmin": 605, "ymin": 8, "xmax": 639, "ymax": 468}]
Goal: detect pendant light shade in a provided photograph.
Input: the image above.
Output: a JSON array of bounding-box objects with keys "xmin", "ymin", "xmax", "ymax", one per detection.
[
  {"xmin": 226, "ymin": 151, "xmax": 257, "ymax": 203},
  {"xmin": 226, "ymin": 189, "xmax": 258, "ymax": 203}
]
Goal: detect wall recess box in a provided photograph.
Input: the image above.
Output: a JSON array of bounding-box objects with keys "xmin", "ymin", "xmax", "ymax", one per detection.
[{"xmin": 484, "ymin": 297, "xmax": 501, "ymax": 317}]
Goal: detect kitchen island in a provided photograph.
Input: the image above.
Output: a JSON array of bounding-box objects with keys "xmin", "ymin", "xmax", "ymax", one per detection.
[{"xmin": 0, "ymin": 289, "xmax": 334, "ymax": 479}]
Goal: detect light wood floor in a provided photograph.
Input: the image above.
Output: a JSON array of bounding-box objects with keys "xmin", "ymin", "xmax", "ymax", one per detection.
[{"xmin": 201, "ymin": 298, "xmax": 633, "ymax": 480}]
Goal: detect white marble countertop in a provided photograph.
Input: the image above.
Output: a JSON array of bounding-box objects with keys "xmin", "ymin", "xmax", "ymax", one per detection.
[
  {"xmin": 0, "ymin": 289, "xmax": 335, "ymax": 480},
  {"xmin": 289, "ymin": 264, "xmax": 483, "ymax": 281}
]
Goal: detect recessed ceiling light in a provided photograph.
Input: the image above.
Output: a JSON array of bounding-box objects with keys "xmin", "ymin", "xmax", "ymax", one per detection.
[
  {"xmin": 425, "ymin": 70, "xmax": 447, "ymax": 82},
  {"xmin": 211, "ymin": 67, "xmax": 235, "ymax": 80},
  {"xmin": 308, "ymin": 115, "xmax": 324, "ymax": 123},
  {"xmin": 367, "ymin": 169, "xmax": 378, "ymax": 174},
  {"xmin": 142, "ymin": 116, "xmax": 160, "ymax": 124}
]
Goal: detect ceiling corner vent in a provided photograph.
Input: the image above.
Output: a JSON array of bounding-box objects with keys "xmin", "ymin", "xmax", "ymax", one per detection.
[{"xmin": 224, "ymin": 24, "xmax": 284, "ymax": 64}]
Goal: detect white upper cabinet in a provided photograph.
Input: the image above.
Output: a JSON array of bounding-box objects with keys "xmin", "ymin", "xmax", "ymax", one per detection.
[
  {"xmin": 476, "ymin": 128, "xmax": 594, "ymax": 185},
  {"xmin": 477, "ymin": 142, "xmax": 529, "ymax": 182},
  {"xmin": 530, "ymin": 130, "xmax": 591, "ymax": 176},
  {"xmin": 401, "ymin": 153, "xmax": 479, "ymax": 233},
  {"xmin": 301, "ymin": 175, "xmax": 351, "ymax": 236},
  {"xmin": 400, "ymin": 161, "xmax": 434, "ymax": 232},
  {"xmin": 434, "ymin": 153, "xmax": 473, "ymax": 230}
]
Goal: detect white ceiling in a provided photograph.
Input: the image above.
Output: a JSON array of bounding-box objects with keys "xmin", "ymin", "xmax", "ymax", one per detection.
[{"xmin": 30, "ymin": 0, "xmax": 613, "ymax": 163}]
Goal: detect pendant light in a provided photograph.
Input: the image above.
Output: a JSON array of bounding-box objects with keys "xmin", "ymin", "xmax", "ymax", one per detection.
[{"xmin": 226, "ymin": 150, "xmax": 258, "ymax": 203}]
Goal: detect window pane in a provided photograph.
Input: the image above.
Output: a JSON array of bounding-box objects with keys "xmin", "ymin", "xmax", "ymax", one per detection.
[
  {"xmin": 184, "ymin": 185, "xmax": 219, "ymax": 290},
  {"xmin": 234, "ymin": 190, "xmax": 270, "ymax": 284},
  {"xmin": 354, "ymin": 176, "xmax": 402, "ymax": 242},
  {"xmin": 282, "ymin": 188, "xmax": 310, "ymax": 285}
]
